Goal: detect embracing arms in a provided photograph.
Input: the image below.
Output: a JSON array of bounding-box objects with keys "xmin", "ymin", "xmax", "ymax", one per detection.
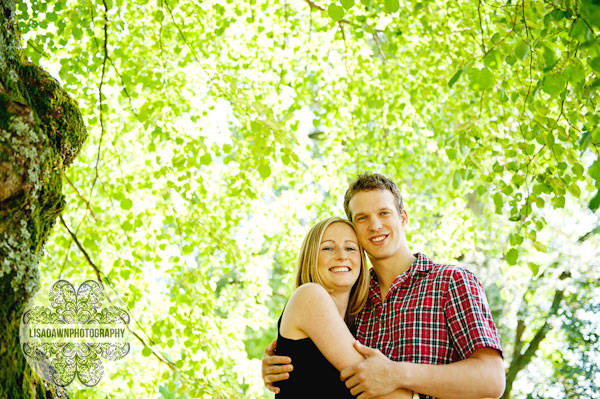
[
  {"xmin": 341, "ymin": 344, "xmax": 505, "ymax": 399},
  {"xmin": 263, "ymin": 283, "xmax": 413, "ymax": 399},
  {"xmin": 262, "ymin": 340, "xmax": 292, "ymax": 394},
  {"xmin": 280, "ymin": 283, "xmax": 365, "ymax": 370},
  {"xmin": 340, "ymin": 266, "xmax": 506, "ymax": 399}
]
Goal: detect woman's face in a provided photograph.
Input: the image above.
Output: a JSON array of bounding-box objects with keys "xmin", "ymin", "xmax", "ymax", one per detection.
[{"xmin": 317, "ymin": 222, "xmax": 362, "ymax": 293}]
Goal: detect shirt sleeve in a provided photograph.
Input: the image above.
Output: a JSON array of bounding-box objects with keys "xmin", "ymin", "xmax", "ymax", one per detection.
[{"xmin": 443, "ymin": 267, "xmax": 503, "ymax": 359}]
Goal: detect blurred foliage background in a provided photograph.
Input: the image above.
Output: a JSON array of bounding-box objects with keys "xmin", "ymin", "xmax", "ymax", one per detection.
[{"xmin": 11, "ymin": 0, "xmax": 600, "ymax": 397}]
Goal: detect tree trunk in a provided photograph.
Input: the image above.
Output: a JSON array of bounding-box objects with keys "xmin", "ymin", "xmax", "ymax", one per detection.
[
  {"xmin": 0, "ymin": 0, "xmax": 87, "ymax": 397},
  {"xmin": 502, "ymin": 287, "xmax": 566, "ymax": 399}
]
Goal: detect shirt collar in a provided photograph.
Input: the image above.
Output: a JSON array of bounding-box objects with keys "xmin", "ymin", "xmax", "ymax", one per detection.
[
  {"xmin": 368, "ymin": 253, "xmax": 433, "ymax": 299},
  {"xmin": 411, "ymin": 252, "xmax": 434, "ymax": 274}
]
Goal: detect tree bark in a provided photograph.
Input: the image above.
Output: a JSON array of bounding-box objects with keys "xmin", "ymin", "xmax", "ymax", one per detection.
[
  {"xmin": 0, "ymin": 0, "xmax": 87, "ymax": 397},
  {"xmin": 502, "ymin": 288, "xmax": 565, "ymax": 399}
]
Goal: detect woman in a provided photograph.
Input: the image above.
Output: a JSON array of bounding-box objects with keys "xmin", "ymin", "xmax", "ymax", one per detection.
[{"xmin": 274, "ymin": 217, "xmax": 413, "ymax": 399}]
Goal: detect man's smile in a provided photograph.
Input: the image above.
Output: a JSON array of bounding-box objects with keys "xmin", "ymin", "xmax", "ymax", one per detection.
[{"xmin": 370, "ymin": 234, "xmax": 389, "ymax": 244}]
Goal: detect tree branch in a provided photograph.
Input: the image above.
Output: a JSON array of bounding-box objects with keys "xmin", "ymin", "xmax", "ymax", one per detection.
[
  {"xmin": 505, "ymin": 287, "xmax": 565, "ymax": 397},
  {"xmin": 59, "ymin": 214, "xmax": 103, "ymax": 284},
  {"xmin": 521, "ymin": 0, "xmax": 529, "ymax": 38},
  {"xmin": 88, "ymin": 0, "xmax": 110, "ymax": 215},
  {"xmin": 372, "ymin": 31, "xmax": 387, "ymax": 64},
  {"xmin": 303, "ymin": 0, "xmax": 383, "ymax": 32},
  {"xmin": 478, "ymin": 0, "xmax": 487, "ymax": 53},
  {"xmin": 163, "ymin": 0, "xmax": 202, "ymax": 64},
  {"xmin": 62, "ymin": 172, "xmax": 97, "ymax": 221},
  {"xmin": 59, "ymin": 214, "xmax": 178, "ymax": 371},
  {"xmin": 278, "ymin": 0, "xmax": 289, "ymax": 90},
  {"xmin": 511, "ymin": 318, "xmax": 526, "ymax": 362}
]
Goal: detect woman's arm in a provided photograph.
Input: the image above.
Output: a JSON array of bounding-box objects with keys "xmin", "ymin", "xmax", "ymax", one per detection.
[
  {"xmin": 376, "ymin": 391, "xmax": 417, "ymax": 399},
  {"xmin": 283, "ymin": 283, "xmax": 413, "ymax": 398},
  {"xmin": 282, "ymin": 283, "xmax": 362, "ymax": 370}
]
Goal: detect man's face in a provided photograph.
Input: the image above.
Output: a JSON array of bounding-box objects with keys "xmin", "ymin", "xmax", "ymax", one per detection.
[{"xmin": 347, "ymin": 189, "xmax": 407, "ymax": 262}]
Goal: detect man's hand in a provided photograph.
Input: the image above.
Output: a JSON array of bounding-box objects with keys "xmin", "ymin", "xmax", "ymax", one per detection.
[
  {"xmin": 341, "ymin": 341, "xmax": 398, "ymax": 399},
  {"xmin": 261, "ymin": 340, "xmax": 293, "ymax": 394}
]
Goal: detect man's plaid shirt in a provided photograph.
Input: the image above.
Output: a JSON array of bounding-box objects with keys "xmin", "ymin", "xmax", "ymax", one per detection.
[{"xmin": 355, "ymin": 253, "xmax": 502, "ymax": 399}]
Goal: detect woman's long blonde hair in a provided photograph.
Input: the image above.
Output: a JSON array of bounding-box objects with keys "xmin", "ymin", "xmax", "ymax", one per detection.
[{"xmin": 294, "ymin": 217, "xmax": 369, "ymax": 318}]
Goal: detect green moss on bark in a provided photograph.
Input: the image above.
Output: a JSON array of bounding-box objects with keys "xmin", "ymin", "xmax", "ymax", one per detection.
[
  {"xmin": 0, "ymin": 270, "xmax": 60, "ymax": 399},
  {"xmin": 19, "ymin": 64, "xmax": 86, "ymax": 166},
  {"xmin": 0, "ymin": 1, "xmax": 87, "ymax": 398},
  {"xmin": 0, "ymin": 61, "xmax": 86, "ymax": 296}
]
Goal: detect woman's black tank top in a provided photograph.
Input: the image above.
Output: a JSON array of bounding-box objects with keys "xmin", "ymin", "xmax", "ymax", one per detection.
[{"xmin": 274, "ymin": 312, "xmax": 355, "ymax": 398}]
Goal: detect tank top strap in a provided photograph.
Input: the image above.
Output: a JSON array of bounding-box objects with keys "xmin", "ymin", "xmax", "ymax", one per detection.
[{"xmin": 277, "ymin": 300, "xmax": 289, "ymax": 330}]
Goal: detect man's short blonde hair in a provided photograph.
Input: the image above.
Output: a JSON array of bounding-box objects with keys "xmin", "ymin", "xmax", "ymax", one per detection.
[{"xmin": 343, "ymin": 172, "xmax": 404, "ymax": 221}]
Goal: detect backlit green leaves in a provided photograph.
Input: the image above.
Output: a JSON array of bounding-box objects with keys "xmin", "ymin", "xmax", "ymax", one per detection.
[
  {"xmin": 493, "ymin": 192, "xmax": 503, "ymax": 213},
  {"xmin": 468, "ymin": 67, "xmax": 494, "ymax": 91},
  {"xmin": 582, "ymin": 1, "xmax": 600, "ymax": 29},
  {"xmin": 542, "ymin": 73, "xmax": 566, "ymax": 96},
  {"xmin": 17, "ymin": 0, "xmax": 600, "ymax": 397},
  {"xmin": 340, "ymin": 0, "xmax": 354, "ymax": 10},
  {"xmin": 590, "ymin": 159, "xmax": 600, "ymax": 187},
  {"xmin": 120, "ymin": 198, "xmax": 133, "ymax": 210},
  {"xmin": 506, "ymin": 248, "xmax": 519, "ymax": 265},
  {"xmin": 509, "ymin": 232, "xmax": 524, "ymax": 246},
  {"xmin": 568, "ymin": 183, "xmax": 581, "ymax": 198},
  {"xmin": 258, "ymin": 164, "xmax": 271, "ymax": 179},
  {"xmin": 566, "ymin": 60, "xmax": 586, "ymax": 83},
  {"xmin": 528, "ymin": 262, "xmax": 540, "ymax": 276},
  {"xmin": 590, "ymin": 57, "xmax": 600, "ymax": 73},
  {"xmin": 515, "ymin": 40, "xmax": 530, "ymax": 60},
  {"xmin": 542, "ymin": 47, "xmax": 557, "ymax": 71},
  {"xmin": 328, "ymin": 3, "xmax": 345, "ymax": 21},
  {"xmin": 483, "ymin": 50, "xmax": 501, "ymax": 69},
  {"xmin": 589, "ymin": 190, "xmax": 600, "ymax": 211},
  {"xmin": 570, "ymin": 19, "xmax": 593, "ymax": 42},
  {"xmin": 384, "ymin": 0, "xmax": 400, "ymax": 13},
  {"xmin": 505, "ymin": 55, "xmax": 517, "ymax": 66},
  {"xmin": 448, "ymin": 69, "xmax": 462, "ymax": 87}
]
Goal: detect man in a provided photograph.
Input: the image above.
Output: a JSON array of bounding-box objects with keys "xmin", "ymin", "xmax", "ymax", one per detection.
[{"xmin": 262, "ymin": 173, "xmax": 505, "ymax": 399}]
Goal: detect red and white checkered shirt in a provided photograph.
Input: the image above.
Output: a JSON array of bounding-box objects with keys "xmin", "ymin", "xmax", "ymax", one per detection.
[{"xmin": 356, "ymin": 253, "xmax": 502, "ymax": 399}]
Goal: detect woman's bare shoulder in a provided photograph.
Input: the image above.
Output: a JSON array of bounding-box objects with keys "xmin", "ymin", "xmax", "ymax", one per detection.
[
  {"xmin": 293, "ymin": 282, "xmax": 329, "ymax": 296},
  {"xmin": 287, "ymin": 283, "xmax": 334, "ymax": 309},
  {"xmin": 280, "ymin": 283, "xmax": 336, "ymax": 338}
]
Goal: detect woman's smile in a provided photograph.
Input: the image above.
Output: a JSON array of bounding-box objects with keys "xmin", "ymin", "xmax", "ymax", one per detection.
[{"xmin": 317, "ymin": 222, "xmax": 361, "ymax": 292}]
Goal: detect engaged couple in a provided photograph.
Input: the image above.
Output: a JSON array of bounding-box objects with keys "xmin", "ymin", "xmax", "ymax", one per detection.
[{"xmin": 261, "ymin": 173, "xmax": 505, "ymax": 399}]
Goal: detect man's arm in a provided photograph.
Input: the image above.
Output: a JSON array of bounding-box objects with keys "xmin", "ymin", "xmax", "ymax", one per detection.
[
  {"xmin": 261, "ymin": 339, "xmax": 293, "ymax": 394},
  {"xmin": 262, "ymin": 285, "xmax": 415, "ymax": 398},
  {"xmin": 341, "ymin": 343, "xmax": 505, "ymax": 399}
]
